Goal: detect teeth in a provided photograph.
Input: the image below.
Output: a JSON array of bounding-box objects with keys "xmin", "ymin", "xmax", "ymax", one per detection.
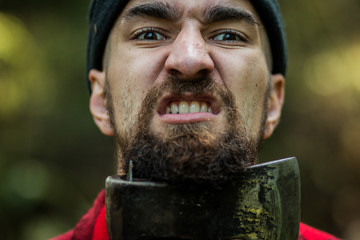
[
  {"xmin": 171, "ymin": 103, "xmax": 179, "ymax": 114},
  {"xmin": 167, "ymin": 101, "xmax": 212, "ymax": 114},
  {"xmin": 189, "ymin": 101, "xmax": 200, "ymax": 113},
  {"xmin": 179, "ymin": 101, "xmax": 189, "ymax": 114},
  {"xmin": 200, "ymin": 102, "xmax": 207, "ymax": 112}
]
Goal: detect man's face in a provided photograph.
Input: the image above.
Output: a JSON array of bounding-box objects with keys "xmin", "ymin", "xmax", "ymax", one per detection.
[{"xmin": 89, "ymin": 0, "xmax": 284, "ymax": 183}]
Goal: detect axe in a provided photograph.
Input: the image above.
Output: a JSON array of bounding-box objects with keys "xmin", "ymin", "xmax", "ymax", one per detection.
[{"xmin": 105, "ymin": 157, "xmax": 300, "ymax": 240}]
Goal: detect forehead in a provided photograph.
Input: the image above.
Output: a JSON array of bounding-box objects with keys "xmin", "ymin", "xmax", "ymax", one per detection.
[{"xmin": 119, "ymin": 0, "xmax": 260, "ymax": 22}]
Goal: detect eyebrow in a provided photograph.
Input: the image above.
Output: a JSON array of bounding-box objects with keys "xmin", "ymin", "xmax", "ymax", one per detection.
[
  {"xmin": 203, "ymin": 5, "xmax": 259, "ymax": 26},
  {"xmin": 123, "ymin": 2, "xmax": 180, "ymax": 22}
]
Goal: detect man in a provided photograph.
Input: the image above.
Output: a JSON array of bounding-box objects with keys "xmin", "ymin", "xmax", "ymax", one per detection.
[{"xmin": 53, "ymin": 0, "xmax": 340, "ymax": 239}]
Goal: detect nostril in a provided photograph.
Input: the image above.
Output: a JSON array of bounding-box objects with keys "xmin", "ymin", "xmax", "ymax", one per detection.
[
  {"xmin": 168, "ymin": 69, "xmax": 182, "ymax": 77},
  {"xmin": 198, "ymin": 69, "xmax": 210, "ymax": 77},
  {"xmin": 168, "ymin": 69, "xmax": 210, "ymax": 81}
]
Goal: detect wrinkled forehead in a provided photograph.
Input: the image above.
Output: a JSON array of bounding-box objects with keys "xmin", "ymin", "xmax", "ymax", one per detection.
[{"xmin": 119, "ymin": 0, "xmax": 261, "ymax": 22}]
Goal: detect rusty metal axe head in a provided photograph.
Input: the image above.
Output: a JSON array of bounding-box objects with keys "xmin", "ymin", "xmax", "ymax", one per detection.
[{"xmin": 105, "ymin": 157, "xmax": 300, "ymax": 240}]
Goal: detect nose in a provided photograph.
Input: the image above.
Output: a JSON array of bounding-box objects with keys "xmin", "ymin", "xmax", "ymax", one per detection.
[{"xmin": 164, "ymin": 26, "xmax": 214, "ymax": 79}]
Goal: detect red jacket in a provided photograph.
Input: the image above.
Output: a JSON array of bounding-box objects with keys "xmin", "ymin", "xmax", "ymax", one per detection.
[{"xmin": 52, "ymin": 190, "xmax": 341, "ymax": 240}]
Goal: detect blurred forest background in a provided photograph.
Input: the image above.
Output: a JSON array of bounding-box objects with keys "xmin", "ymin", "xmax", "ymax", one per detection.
[{"xmin": 1, "ymin": 0, "xmax": 360, "ymax": 239}]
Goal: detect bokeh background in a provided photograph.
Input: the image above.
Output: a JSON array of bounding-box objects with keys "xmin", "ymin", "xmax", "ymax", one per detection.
[{"xmin": 1, "ymin": 0, "xmax": 360, "ymax": 239}]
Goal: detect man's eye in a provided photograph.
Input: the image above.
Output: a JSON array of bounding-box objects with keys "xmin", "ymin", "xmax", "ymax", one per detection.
[
  {"xmin": 136, "ymin": 30, "xmax": 166, "ymax": 40},
  {"xmin": 212, "ymin": 31, "xmax": 245, "ymax": 42}
]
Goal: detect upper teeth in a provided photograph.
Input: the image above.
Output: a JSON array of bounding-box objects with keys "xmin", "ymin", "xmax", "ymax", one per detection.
[{"xmin": 166, "ymin": 101, "xmax": 212, "ymax": 114}]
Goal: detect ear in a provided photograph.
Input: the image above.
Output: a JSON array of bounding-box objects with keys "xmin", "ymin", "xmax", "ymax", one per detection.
[
  {"xmin": 263, "ymin": 73, "xmax": 285, "ymax": 139},
  {"xmin": 89, "ymin": 69, "xmax": 115, "ymax": 136}
]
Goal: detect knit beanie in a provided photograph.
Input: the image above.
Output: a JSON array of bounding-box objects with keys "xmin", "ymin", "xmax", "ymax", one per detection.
[{"xmin": 86, "ymin": 0, "xmax": 287, "ymax": 90}]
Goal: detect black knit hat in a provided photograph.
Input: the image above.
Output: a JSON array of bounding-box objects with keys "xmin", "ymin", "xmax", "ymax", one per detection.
[{"xmin": 86, "ymin": 0, "xmax": 287, "ymax": 90}]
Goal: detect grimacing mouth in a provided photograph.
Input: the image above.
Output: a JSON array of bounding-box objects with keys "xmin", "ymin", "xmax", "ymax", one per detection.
[{"xmin": 156, "ymin": 93, "xmax": 222, "ymax": 115}]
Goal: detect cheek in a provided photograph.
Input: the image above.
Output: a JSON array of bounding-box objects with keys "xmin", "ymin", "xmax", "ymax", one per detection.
[
  {"xmin": 216, "ymin": 49, "xmax": 269, "ymax": 130},
  {"xmin": 106, "ymin": 46, "xmax": 165, "ymax": 134},
  {"xmin": 115, "ymin": 45, "xmax": 166, "ymax": 85},
  {"xmin": 216, "ymin": 49, "xmax": 268, "ymax": 88},
  {"xmin": 107, "ymin": 61, "xmax": 146, "ymax": 135}
]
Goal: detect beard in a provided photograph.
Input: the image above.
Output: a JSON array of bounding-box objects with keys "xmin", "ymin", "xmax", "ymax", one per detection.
[{"xmin": 106, "ymin": 74, "xmax": 269, "ymax": 185}]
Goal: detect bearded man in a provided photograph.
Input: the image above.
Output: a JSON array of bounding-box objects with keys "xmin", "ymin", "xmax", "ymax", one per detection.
[{"xmin": 53, "ymin": 0, "xmax": 340, "ymax": 239}]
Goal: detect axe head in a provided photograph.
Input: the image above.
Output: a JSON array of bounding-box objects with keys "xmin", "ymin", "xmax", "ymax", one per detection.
[{"xmin": 105, "ymin": 157, "xmax": 300, "ymax": 240}]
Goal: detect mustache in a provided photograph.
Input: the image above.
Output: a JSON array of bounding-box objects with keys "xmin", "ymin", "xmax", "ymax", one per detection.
[
  {"xmin": 143, "ymin": 74, "xmax": 235, "ymax": 117},
  {"xmin": 165, "ymin": 75, "xmax": 217, "ymax": 95},
  {"xmin": 143, "ymin": 75, "xmax": 218, "ymax": 107}
]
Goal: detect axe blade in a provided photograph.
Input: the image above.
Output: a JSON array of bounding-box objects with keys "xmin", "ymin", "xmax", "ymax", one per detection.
[{"xmin": 105, "ymin": 157, "xmax": 300, "ymax": 240}]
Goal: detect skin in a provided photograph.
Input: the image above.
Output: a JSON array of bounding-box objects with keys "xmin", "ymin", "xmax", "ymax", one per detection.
[{"xmin": 88, "ymin": 0, "xmax": 285, "ymax": 172}]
